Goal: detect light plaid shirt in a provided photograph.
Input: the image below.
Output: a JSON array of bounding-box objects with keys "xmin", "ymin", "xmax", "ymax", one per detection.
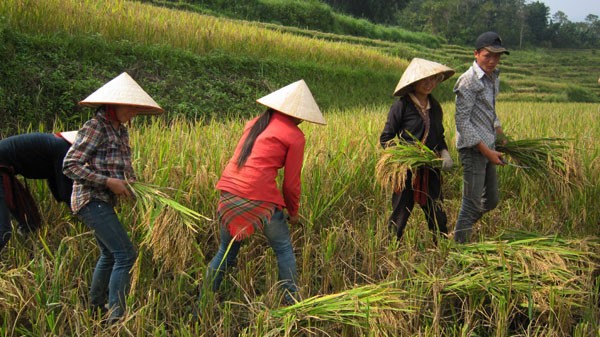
[
  {"xmin": 454, "ymin": 61, "xmax": 502, "ymax": 150},
  {"xmin": 63, "ymin": 111, "xmax": 136, "ymax": 213}
]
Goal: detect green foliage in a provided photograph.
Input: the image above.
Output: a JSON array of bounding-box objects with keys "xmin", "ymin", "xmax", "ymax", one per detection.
[
  {"xmin": 566, "ymin": 85, "xmax": 599, "ymax": 103},
  {"xmin": 0, "ymin": 26, "xmax": 397, "ymax": 133},
  {"xmin": 141, "ymin": 0, "xmax": 444, "ymax": 47},
  {"xmin": 255, "ymin": 0, "xmax": 335, "ymax": 29}
]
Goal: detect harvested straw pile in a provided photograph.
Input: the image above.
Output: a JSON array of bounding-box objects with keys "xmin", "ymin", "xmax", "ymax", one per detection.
[
  {"xmin": 129, "ymin": 182, "xmax": 211, "ymax": 272},
  {"xmin": 497, "ymin": 137, "xmax": 585, "ymax": 195},
  {"xmin": 435, "ymin": 231, "xmax": 599, "ymax": 330},
  {"xmin": 375, "ymin": 137, "xmax": 441, "ymax": 192},
  {"xmin": 266, "ymin": 282, "xmax": 414, "ymax": 335}
]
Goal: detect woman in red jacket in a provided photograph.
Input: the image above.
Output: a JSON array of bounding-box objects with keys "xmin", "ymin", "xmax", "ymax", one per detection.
[{"xmin": 204, "ymin": 80, "xmax": 325, "ymax": 305}]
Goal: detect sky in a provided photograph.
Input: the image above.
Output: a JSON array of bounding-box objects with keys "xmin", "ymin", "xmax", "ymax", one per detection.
[{"xmin": 538, "ymin": 0, "xmax": 599, "ymax": 22}]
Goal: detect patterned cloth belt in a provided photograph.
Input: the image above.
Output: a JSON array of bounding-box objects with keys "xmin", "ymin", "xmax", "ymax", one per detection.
[
  {"xmin": 217, "ymin": 191, "xmax": 276, "ymax": 241},
  {"xmin": 0, "ymin": 164, "xmax": 42, "ymax": 232},
  {"xmin": 412, "ymin": 167, "xmax": 429, "ymax": 207}
]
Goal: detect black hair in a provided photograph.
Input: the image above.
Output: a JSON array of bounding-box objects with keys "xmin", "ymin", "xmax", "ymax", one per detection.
[{"xmin": 236, "ymin": 108, "xmax": 274, "ymax": 168}]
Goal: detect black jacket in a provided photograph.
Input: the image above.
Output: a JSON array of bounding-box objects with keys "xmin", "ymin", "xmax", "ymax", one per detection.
[
  {"xmin": 379, "ymin": 95, "xmax": 448, "ymax": 153},
  {"xmin": 0, "ymin": 133, "xmax": 73, "ymax": 203}
]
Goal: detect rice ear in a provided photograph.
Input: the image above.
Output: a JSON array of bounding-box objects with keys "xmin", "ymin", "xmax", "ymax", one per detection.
[
  {"xmin": 128, "ymin": 182, "xmax": 212, "ymax": 272},
  {"xmin": 375, "ymin": 136, "xmax": 440, "ymax": 191}
]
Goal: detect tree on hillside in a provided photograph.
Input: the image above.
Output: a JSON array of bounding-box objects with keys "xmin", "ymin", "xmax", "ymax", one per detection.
[
  {"xmin": 524, "ymin": 1, "xmax": 550, "ymax": 46},
  {"xmin": 322, "ymin": 0, "xmax": 409, "ymax": 24}
]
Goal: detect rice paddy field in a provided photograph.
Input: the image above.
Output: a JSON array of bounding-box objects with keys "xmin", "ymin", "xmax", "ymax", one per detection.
[
  {"xmin": 1, "ymin": 102, "xmax": 599, "ymax": 336},
  {"xmin": 1, "ymin": 0, "xmax": 600, "ymax": 336}
]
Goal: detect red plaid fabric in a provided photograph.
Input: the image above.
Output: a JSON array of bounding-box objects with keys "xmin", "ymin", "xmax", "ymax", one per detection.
[{"xmin": 217, "ymin": 192, "xmax": 276, "ymax": 241}]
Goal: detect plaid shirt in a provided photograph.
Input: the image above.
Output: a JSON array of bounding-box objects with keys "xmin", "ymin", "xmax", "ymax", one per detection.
[
  {"xmin": 63, "ymin": 111, "xmax": 136, "ymax": 213},
  {"xmin": 454, "ymin": 61, "xmax": 502, "ymax": 150}
]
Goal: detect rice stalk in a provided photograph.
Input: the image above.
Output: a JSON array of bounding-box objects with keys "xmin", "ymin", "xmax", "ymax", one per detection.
[
  {"xmin": 497, "ymin": 137, "xmax": 585, "ymax": 195},
  {"xmin": 375, "ymin": 137, "xmax": 441, "ymax": 192},
  {"xmin": 128, "ymin": 182, "xmax": 212, "ymax": 272},
  {"xmin": 436, "ymin": 232, "xmax": 598, "ymax": 315},
  {"xmin": 266, "ymin": 282, "xmax": 414, "ymax": 334}
]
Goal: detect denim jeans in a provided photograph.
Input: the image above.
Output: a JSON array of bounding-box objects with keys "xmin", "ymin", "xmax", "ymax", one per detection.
[
  {"xmin": 78, "ymin": 200, "xmax": 136, "ymax": 319},
  {"xmin": 454, "ymin": 148, "xmax": 499, "ymax": 243},
  {"xmin": 205, "ymin": 209, "xmax": 298, "ymax": 302},
  {"xmin": 0, "ymin": 179, "xmax": 11, "ymax": 252}
]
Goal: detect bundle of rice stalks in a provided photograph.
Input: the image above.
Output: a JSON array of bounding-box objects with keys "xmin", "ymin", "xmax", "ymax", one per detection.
[
  {"xmin": 434, "ymin": 231, "xmax": 599, "ymax": 319},
  {"xmin": 375, "ymin": 137, "xmax": 441, "ymax": 192},
  {"xmin": 265, "ymin": 282, "xmax": 414, "ymax": 335},
  {"xmin": 128, "ymin": 182, "xmax": 212, "ymax": 272},
  {"xmin": 496, "ymin": 137, "xmax": 584, "ymax": 194}
]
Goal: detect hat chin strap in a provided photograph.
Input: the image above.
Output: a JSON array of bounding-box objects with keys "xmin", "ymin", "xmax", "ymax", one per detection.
[{"xmin": 105, "ymin": 105, "xmax": 118, "ymax": 122}]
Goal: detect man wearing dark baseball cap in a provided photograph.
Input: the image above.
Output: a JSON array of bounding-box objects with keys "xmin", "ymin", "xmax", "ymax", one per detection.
[
  {"xmin": 452, "ymin": 31, "xmax": 510, "ymax": 243},
  {"xmin": 475, "ymin": 31, "xmax": 510, "ymax": 55}
]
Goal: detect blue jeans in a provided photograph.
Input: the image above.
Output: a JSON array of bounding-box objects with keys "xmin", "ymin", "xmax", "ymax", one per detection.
[
  {"xmin": 0, "ymin": 179, "xmax": 11, "ymax": 252},
  {"xmin": 78, "ymin": 200, "xmax": 136, "ymax": 319},
  {"xmin": 206, "ymin": 209, "xmax": 298, "ymax": 301},
  {"xmin": 454, "ymin": 148, "xmax": 499, "ymax": 243}
]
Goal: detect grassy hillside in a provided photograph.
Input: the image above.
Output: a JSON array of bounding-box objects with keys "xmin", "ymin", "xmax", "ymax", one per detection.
[{"xmin": 0, "ymin": 0, "xmax": 598, "ymax": 134}]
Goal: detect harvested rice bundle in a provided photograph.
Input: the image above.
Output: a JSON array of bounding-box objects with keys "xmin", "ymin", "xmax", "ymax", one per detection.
[
  {"xmin": 375, "ymin": 137, "xmax": 441, "ymax": 192},
  {"xmin": 496, "ymin": 137, "xmax": 584, "ymax": 194},
  {"xmin": 129, "ymin": 182, "xmax": 211, "ymax": 271},
  {"xmin": 268, "ymin": 282, "xmax": 413, "ymax": 334}
]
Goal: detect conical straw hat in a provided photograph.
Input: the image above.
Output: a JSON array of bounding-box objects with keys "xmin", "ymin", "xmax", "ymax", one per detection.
[
  {"xmin": 256, "ymin": 80, "xmax": 326, "ymax": 125},
  {"xmin": 58, "ymin": 131, "xmax": 78, "ymax": 145},
  {"xmin": 393, "ymin": 58, "xmax": 455, "ymax": 97},
  {"xmin": 79, "ymin": 72, "xmax": 164, "ymax": 115}
]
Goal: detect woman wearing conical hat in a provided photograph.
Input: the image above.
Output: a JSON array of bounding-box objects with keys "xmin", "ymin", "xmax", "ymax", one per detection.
[
  {"xmin": 379, "ymin": 58, "xmax": 455, "ymax": 242},
  {"xmin": 63, "ymin": 72, "xmax": 163, "ymax": 323},
  {"xmin": 201, "ymin": 80, "xmax": 325, "ymax": 307}
]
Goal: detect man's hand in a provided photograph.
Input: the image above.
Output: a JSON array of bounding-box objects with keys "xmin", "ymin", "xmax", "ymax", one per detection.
[
  {"xmin": 476, "ymin": 142, "xmax": 505, "ymax": 166},
  {"xmin": 106, "ymin": 178, "xmax": 134, "ymax": 198}
]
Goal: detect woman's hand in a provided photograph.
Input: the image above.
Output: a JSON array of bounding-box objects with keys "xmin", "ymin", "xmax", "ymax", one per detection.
[
  {"xmin": 288, "ymin": 214, "xmax": 300, "ymax": 225},
  {"xmin": 106, "ymin": 178, "xmax": 134, "ymax": 198}
]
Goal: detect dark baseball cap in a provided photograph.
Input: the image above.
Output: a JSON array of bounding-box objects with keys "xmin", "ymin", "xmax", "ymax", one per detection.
[{"xmin": 475, "ymin": 31, "xmax": 509, "ymax": 55}]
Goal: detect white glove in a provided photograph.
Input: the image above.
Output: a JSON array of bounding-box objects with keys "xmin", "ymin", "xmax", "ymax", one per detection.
[{"xmin": 440, "ymin": 149, "xmax": 453, "ymax": 171}]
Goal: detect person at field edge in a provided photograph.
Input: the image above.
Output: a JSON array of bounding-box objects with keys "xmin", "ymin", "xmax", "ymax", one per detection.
[
  {"xmin": 379, "ymin": 58, "xmax": 455, "ymax": 242},
  {"xmin": 63, "ymin": 72, "xmax": 164, "ymax": 323},
  {"xmin": 453, "ymin": 31, "xmax": 509, "ymax": 244},
  {"xmin": 202, "ymin": 80, "xmax": 326, "ymax": 307},
  {"xmin": 0, "ymin": 131, "xmax": 77, "ymax": 253}
]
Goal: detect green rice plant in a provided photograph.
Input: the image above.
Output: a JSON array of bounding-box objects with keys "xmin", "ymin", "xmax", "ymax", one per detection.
[
  {"xmin": 375, "ymin": 136, "xmax": 441, "ymax": 192},
  {"xmin": 128, "ymin": 182, "xmax": 212, "ymax": 272}
]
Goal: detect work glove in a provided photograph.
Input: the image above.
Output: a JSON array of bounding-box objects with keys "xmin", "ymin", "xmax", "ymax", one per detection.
[{"xmin": 440, "ymin": 149, "xmax": 453, "ymax": 171}]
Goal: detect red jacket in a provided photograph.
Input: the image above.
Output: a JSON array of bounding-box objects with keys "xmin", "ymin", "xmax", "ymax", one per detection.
[{"xmin": 216, "ymin": 112, "xmax": 305, "ymax": 217}]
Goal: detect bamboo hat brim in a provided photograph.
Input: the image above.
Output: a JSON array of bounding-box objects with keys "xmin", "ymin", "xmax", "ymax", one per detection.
[
  {"xmin": 393, "ymin": 58, "xmax": 455, "ymax": 97},
  {"xmin": 256, "ymin": 80, "xmax": 326, "ymax": 125},
  {"xmin": 58, "ymin": 131, "xmax": 78, "ymax": 145},
  {"xmin": 79, "ymin": 72, "xmax": 164, "ymax": 115}
]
